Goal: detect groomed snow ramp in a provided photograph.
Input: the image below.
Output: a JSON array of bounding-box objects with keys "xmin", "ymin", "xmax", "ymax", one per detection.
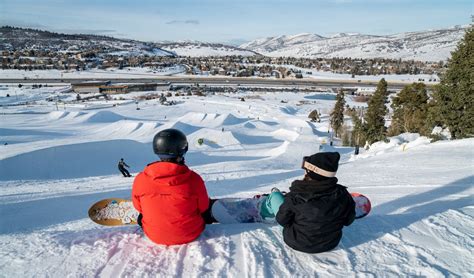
[{"xmin": 0, "ymin": 140, "xmax": 155, "ymax": 180}]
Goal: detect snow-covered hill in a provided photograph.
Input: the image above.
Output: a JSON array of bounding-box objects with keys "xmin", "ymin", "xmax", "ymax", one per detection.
[
  {"xmin": 157, "ymin": 42, "xmax": 259, "ymax": 57},
  {"xmin": 0, "ymin": 86, "xmax": 472, "ymax": 276},
  {"xmin": 0, "ymin": 26, "xmax": 175, "ymax": 57},
  {"xmin": 0, "ymin": 27, "xmax": 259, "ymax": 58},
  {"xmin": 240, "ymin": 26, "xmax": 468, "ymax": 61},
  {"xmin": 240, "ymin": 33, "xmax": 325, "ymax": 52}
]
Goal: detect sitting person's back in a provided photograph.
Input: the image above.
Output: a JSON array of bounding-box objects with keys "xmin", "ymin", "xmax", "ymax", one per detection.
[
  {"xmin": 132, "ymin": 129, "xmax": 209, "ymax": 245},
  {"xmin": 276, "ymin": 152, "xmax": 355, "ymax": 253}
]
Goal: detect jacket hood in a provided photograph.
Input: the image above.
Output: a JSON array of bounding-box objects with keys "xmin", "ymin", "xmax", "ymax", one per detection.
[
  {"xmin": 142, "ymin": 161, "xmax": 193, "ymax": 187},
  {"xmin": 289, "ymin": 177, "xmax": 341, "ymax": 201}
]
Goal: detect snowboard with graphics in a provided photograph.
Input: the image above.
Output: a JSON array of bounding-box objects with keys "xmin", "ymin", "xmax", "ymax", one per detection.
[{"xmin": 88, "ymin": 198, "xmax": 139, "ymax": 226}]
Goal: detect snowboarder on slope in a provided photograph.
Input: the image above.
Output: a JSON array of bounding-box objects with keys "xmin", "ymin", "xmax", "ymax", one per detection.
[
  {"xmin": 132, "ymin": 128, "xmax": 210, "ymax": 245},
  {"xmin": 118, "ymin": 158, "xmax": 132, "ymax": 177},
  {"xmin": 276, "ymin": 152, "xmax": 355, "ymax": 253}
]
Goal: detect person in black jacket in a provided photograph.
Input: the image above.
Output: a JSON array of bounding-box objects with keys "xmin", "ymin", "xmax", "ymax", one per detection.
[
  {"xmin": 118, "ymin": 158, "xmax": 132, "ymax": 177},
  {"xmin": 276, "ymin": 152, "xmax": 355, "ymax": 253}
]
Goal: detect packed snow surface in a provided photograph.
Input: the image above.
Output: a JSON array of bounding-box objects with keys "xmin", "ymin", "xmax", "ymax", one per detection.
[{"xmin": 0, "ymin": 86, "xmax": 473, "ymax": 277}]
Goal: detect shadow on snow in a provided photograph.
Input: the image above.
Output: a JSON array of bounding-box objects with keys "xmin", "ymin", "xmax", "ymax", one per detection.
[{"xmin": 342, "ymin": 175, "xmax": 474, "ymax": 249}]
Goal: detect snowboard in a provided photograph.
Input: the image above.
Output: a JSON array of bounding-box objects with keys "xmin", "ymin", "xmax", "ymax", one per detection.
[
  {"xmin": 212, "ymin": 192, "xmax": 372, "ymax": 224},
  {"xmin": 88, "ymin": 193, "xmax": 371, "ymax": 226},
  {"xmin": 211, "ymin": 197, "xmax": 264, "ymax": 224},
  {"xmin": 351, "ymin": 192, "xmax": 371, "ymax": 219}
]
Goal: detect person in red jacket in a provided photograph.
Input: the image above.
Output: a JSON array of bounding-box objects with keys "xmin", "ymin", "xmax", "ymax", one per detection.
[{"xmin": 132, "ymin": 128, "xmax": 210, "ymax": 245}]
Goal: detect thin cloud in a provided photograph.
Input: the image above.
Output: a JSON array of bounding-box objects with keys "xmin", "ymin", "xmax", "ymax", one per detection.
[
  {"xmin": 166, "ymin": 20, "xmax": 200, "ymax": 25},
  {"xmin": 53, "ymin": 29, "xmax": 117, "ymax": 35}
]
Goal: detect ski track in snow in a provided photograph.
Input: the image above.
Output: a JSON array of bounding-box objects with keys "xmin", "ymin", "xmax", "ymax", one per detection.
[{"xmin": 0, "ymin": 87, "xmax": 473, "ymax": 277}]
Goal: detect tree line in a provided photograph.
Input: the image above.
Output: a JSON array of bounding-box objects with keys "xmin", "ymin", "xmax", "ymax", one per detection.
[{"xmin": 327, "ymin": 26, "xmax": 473, "ymax": 146}]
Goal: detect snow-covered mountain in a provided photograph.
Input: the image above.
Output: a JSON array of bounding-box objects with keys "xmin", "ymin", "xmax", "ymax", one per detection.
[
  {"xmin": 156, "ymin": 41, "xmax": 259, "ymax": 57},
  {"xmin": 240, "ymin": 26, "xmax": 468, "ymax": 61},
  {"xmin": 240, "ymin": 33, "xmax": 325, "ymax": 52}
]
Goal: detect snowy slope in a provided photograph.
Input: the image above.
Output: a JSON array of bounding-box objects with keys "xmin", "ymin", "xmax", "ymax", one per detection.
[
  {"xmin": 0, "ymin": 87, "xmax": 473, "ymax": 277},
  {"xmin": 241, "ymin": 26, "xmax": 467, "ymax": 61},
  {"xmin": 240, "ymin": 33, "xmax": 325, "ymax": 52},
  {"xmin": 158, "ymin": 42, "xmax": 258, "ymax": 57}
]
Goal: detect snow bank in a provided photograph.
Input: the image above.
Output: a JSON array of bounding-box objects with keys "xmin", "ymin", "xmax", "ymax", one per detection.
[
  {"xmin": 351, "ymin": 133, "xmax": 432, "ymax": 160},
  {"xmin": 91, "ymin": 120, "xmax": 161, "ymax": 140},
  {"xmin": 271, "ymin": 129, "xmax": 299, "ymax": 141},
  {"xmin": 47, "ymin": 111, "xmax": 86, "ymax": 120},
  {"xmin": 83, "ymin": 111, "xmax": 125, "ymax": 123},
  {"xmin": 188, "ymin": 128, "xmax": 242, "ymax": 149},
  {"xmin": 432, "ymin": 126, "xmax": 452, "ymax": 140},
  {"xmin": 176, "ymin": 112, "xmax": 248, "ymax": 128}
]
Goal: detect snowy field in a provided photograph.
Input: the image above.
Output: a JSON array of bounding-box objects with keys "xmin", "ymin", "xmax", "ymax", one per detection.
[
  {"xmin": 0, "ymin": 66, "xmax": 185, "ymax": 79},
  {"xmin": 0, "ymin": 85, "xmax": 472, "ymax": 277}
]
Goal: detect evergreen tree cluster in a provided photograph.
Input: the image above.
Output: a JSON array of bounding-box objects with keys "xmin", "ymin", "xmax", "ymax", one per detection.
[
  {"xmin": 389, "ymin": 83, "xmax": 429, "ymax": 136},
  {"xmin": 430, "ymin": 26, "xmax": 473, "ymax": 139}
]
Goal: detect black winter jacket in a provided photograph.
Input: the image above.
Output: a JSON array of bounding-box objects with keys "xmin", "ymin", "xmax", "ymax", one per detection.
[{"xmin": 276, "ymin": 177, "xmax": 355, "ymax": 253}]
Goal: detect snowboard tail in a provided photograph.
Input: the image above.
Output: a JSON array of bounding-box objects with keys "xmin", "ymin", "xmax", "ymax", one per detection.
[
  {"xmin": 88, "ymin": 198, "xmax": 139, "ymax": 226},
  {"xmin": 351, "ymin": 192, "xmax": 371, "ymax": 219}
]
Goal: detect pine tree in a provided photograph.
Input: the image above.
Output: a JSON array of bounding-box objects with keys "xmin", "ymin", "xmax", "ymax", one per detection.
[
  {"xmin": 389, "ymin": 83, "xmax": 429, "ymax": 136},
  {"xmin": 308, "ymin": 109, "xmax": 320, "ymax": 122},
  {"xmin": 430, "ymin": 26, "xmax": 474, "ymax": 139},
  {"xmin": 330, "ymin": 90, "xmax": 345, "ymax": 137},
  {"xmin": 349, "ymin": 108, "xmax": 365, "ymax": 147},
  {"xmin": 341, "ymin": 124, "xmax": 351, "ymax": 146},
  {"xmin": 363, "ymin": 78, "xmax": 388, "ymax": 144}
]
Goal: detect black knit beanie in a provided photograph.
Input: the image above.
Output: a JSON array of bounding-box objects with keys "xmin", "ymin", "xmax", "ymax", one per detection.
[{"xmin": 304, "ymin": 152, "xmax": 340, "ymax": 180}]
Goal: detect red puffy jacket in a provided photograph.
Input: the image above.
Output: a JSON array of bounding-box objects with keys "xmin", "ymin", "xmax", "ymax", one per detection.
[{"xmin": 132, "ymin": 161, "xmax": 209, "ymax": 245}]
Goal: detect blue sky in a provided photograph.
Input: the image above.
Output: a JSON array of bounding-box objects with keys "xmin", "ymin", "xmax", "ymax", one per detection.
[{"xmin": 0, "ymin": 0, "xmax": 472, "ymax": 44}]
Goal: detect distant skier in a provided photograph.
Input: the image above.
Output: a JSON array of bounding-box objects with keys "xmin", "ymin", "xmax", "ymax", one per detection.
[
  {"xmin": 276, "ymin": 152, "xmax": 355, "ymax": 253},
  {"xmin": 132, "ymin": 128, "xmax": 211, "ymax": 245},
  {"xmin": 118, "ymin": 158, "xmax": 131, "ymax": 177}
]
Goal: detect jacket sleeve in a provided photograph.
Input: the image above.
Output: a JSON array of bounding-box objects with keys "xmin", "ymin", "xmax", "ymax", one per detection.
[
  {"xmin": 131, "ymin": 174, "xmax": 142, "ymax": 213},
  {"xmin": 276, "ymin": 197, "xmax": 294, "ymax": 227},
  {"xmin": 195, "ymin": 174, "xmax": 210, "ymax": 213},
  {"xmin": 344, "ymin": 194, "xmax": 356, "ymax": 226}
]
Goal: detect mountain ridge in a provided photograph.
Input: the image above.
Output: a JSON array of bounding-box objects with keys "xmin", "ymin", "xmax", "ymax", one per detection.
[
  {"xmin": 0, "ymin": 26, "xmax": 259, "ymax": 57},
  {"xmin": 240, "ymin": 26, "xmax": 468, "ymax": 61},
  {"xmin": 1, "ymin": 25, "xmax": 469, "ymax": 60}
]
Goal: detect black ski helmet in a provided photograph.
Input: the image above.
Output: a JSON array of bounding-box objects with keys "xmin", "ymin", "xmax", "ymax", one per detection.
[{"xmin": 152, "ymin": 128, "xmax": 188, "ymax": 157}]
